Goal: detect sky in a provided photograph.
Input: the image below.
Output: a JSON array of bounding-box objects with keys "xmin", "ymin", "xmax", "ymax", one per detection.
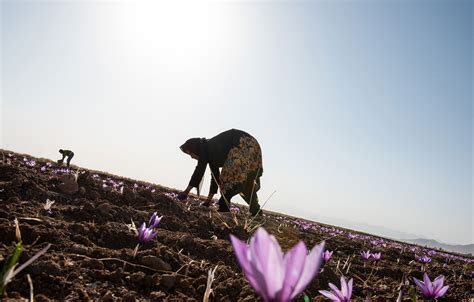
[{"xmin": 1, "ymin": 0, "xmax": 472, "ymax": 245}]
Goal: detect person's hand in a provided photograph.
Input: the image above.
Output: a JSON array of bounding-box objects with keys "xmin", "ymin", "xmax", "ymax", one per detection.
[{"xmin": 177, "ymin": 191, "xmax": 188, "ymax": 201}]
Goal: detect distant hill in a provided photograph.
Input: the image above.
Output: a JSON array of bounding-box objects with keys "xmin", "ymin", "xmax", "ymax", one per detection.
[
  {"xmin": 401, "ymin": 238, "xmax": 474, "ymax": 256},
  {"xmin": 311, "ymin": 215, "xmax": 473, "ymax": 255}
]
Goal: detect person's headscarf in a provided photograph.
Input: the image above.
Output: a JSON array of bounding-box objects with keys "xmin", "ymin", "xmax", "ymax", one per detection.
[
  {"xmin": 180, "ymin": 137, "xmax": 208, "ymax": 195},
  {"xmin": 180, "ymin": 138, "xmax": 206, "ymax": 157}
]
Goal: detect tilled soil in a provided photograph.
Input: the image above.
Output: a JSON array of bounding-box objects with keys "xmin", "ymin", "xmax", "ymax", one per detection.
[{"xmin": 0, "ymin": 150, "xmax": 472, "ymax": 301}]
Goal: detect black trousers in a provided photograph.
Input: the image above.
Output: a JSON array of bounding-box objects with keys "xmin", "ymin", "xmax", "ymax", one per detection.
[{"xmin": 66, "ymin": 152, "xmax": 74, "ymax": 167}]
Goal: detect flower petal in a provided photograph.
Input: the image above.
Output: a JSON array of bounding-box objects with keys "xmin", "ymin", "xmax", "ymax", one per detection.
[
  {"xmin": 340, "ymin": 276, "xmax": 348, "ymax": 298},
  {"xmin": 423, "ymin": 273, "xmax": 433, "ymax": 295},
  {"xmin": 413, "ymin": 277, "xmax": 429, "ymax": 297},
  {"xmin": 291, "ymin": 242, "xmax": 325, "ymax": 299},
  {"xmin": 319, "ymin": 290, "xmax": 341, "ymax": 302},
  {"xmin": 435, "ymin": 285, "xmax": 449, "ymax": 298},
  {"xmin": 149, "ymin": 212, "xmax": 157, "ymax": 226},
  {"xmin": 432, "ymin": 275, "xmax": 444, "ymax": 293},
  {"xmin": 230, "ymin": 235, "xmax": 262, "ymax": 295},
  {"xmin": 329, "ymin": 283, "xmax": 345, "ymax": 301},
  {"xmin": 277, "ymin": 241, "xmax": 307, "ymax": 301},
  {"xmin": 347, "ymin": 278, "xmax": 353, "ymax": 299},
  {"xmin": 249, "ymin": 228, "xmax": 285, "ymax": 300}
]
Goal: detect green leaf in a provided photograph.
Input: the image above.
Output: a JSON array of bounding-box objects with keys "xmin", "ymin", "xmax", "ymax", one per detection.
[
  {"xmin": 0, "ymin": 241, "xmax": 23, "ymax": 294},
  {"xmin": 1, "ymin": 241, "xmax": 23, "ymax": 278},
  {"xmin": 304, "ymin": 294, "xmax": 311, "ymax": 302}
]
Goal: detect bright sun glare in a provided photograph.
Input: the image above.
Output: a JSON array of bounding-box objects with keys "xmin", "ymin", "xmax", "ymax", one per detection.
[{"xmin": 109, "ymin": 2, "xmax": 225, "ymax": 70}]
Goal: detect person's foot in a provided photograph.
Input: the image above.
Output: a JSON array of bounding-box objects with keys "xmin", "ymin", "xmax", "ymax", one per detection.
[
  {"xmin": 250, "ymin": 208, "xmax": 263, "ymax": 217},
  {"xmin": 218, "ymin": 206, "xmax": 230, "ymax": 212}
]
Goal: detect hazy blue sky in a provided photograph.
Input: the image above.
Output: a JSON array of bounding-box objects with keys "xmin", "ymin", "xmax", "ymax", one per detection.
[{"xmin": 1, "ymin": 1, "xmax": 472, "ymax": 244}]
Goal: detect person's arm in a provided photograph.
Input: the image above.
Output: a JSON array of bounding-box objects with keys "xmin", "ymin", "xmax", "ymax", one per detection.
[
  {"xmin": 189, "ymin": 159, "xmax": 207, "ymax": 190},
  {"xmin": 178, "ymin": 160, "xmax": 206, "ymax": 200}
]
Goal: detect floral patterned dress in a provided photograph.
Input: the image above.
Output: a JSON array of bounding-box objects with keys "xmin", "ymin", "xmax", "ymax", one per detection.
[{"xmin": 220, "ymin": 135, "xmax": 263, "ymax": 196}]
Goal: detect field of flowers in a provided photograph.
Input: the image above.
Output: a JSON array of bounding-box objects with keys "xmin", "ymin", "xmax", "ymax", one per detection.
[{"xmin": 0, "ymin": 149, "xmax": 472, "ymax": 301}]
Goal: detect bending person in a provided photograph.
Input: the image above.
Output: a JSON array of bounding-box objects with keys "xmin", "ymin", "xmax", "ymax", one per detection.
[{"xmin": 178, "ymin": 129, "xmax": 263, "ymax": 216}]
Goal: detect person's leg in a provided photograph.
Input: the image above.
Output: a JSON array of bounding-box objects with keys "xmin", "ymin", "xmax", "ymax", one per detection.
[
  {"xmin": 218, "ymin": 193, "xmax": 233, "ymax": 212},
  {"xmin": 66, "ymin": 153, "xmax": 74, "ymax": 167},
  {"xmin": 241, "ymin": 172, "xmax": 262, "ymax": 216},
  {"xmin": 242, "ymin": 191, "xmax": 261, "ymax": 216}
]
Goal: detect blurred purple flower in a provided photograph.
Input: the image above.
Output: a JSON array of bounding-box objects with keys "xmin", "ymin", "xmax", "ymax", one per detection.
[
  {"xmin": 371, "ymin": 252, "xmax": 381, "ymax": 261},
  {"xmin": 137, "ymin": 212, "xmax": 162, "ymax": 244},
  {"xmin": 413, "ymin": 273, "xmax": 448, "ymax": 299},
  {"xmin": 347, "ymin": 233, "xmax": 357, "ymax": 240},
  {"xmin": 230, "ymin": 227, "xmax": 325, "ymax": 302},
  {"xmin": 322, "ymin": 250, "xmax": 333, "ymax": 263},
  {"xmin": 415, "ymin": 255, "xmax": 432, "ymax": 264},
  {"xmin": 148, "ymin": 212, "xmax": 162, "ymax": 229},
  {"xmin": 40, "ymin": 166, "xmax": 47, "ymax": 172},
  {"xmin": 360, "ymin": 250, "xmax": 371, "ymax": 261},
  {"xmin": 319, "ymin": 276, "xmax": 353, "ymax": 302}
]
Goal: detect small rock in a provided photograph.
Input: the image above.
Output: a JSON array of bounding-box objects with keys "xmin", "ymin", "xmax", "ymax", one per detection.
[
  {"xmin": 160, "ymin": 274, "xmax": 176, "ymax": 290},
  {"xmin": 7, "ymin": 291, "xmax": 22, "ymax": 299},
  {"xmin": 68, "ymin": 243, "xmax": 89, "ymax": 254},
  {"xmin": 179, "ymin": 235, "xmax": 194, "ymax": 246},
  {"xmin": 0, "ymin": 165, "xmax": 18, "ymax": 181},
  {"xmin": 87, "ymin": 190, "xmax": 101, "ymax": 200},
  {"xmin": 7, "ymin": 196, "xmax": 20, "ymax": 203},
  {"xmin": 96, "ymin": 202, "xmax": 115, "ymax": 217},
  {"xmin": 71, "ymin": 223, "xmax": 89, "ymax": 234},
  {"xmin": 180, "ymin": 278, "xmax": 191, "ymax": 289},
  {"xmin": 123, "ymin": 187, "xmax": 136, "ymax": 202},
  {"xmin": 79, "ymin": 186, "xmax": 86, "ymax": 196},
  {"xmin": 29, "ymin": 261, "xmax": 62, "ymax": 276},
  {"xmin": 82, "ymin": 201, "xmax": 95, "ymax": 213},
  {"xmin": 139, "ymin": 255, "xmax": 172, "ymax": 271},
  {"xmin": 130, "ymin": 271, "xmax": 146, "ymax": 284},
  {"xmin": 150, "ymin": 291, "xmax": 167, "ymax": 302},
  {"xmin": 57, "ymin": 175, "xmax": 79, "ymax": 194},
  {"xmin": 122, "ymin": 292, "xmax": 137, "ymax": 302},
  {"xmin": 82, "ymin": 258, "xmax": 104, "ymax": 270},
  {"xmin": 109, "ymin": 268, "xmax": 124, "ymax": 282},
  {"xmin": 101, "ymin": 290, "xmax": 115, "ymax": 302},
  {"xmin": 139, "ymin": 188, "xmax": 154, "ymax": 200},
  {"xmin": 35, "ymin": 294, "xmax": 53, "ymax": 302}
]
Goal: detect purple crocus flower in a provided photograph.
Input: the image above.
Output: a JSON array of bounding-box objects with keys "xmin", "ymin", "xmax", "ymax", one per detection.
[
  {"xmin": 230, "ymin": 227, "xmax": 325, "ymax": 302},
  {"xmin": 415, "ymin": 255, "xmax": 432, "ymax": 264},
  {"xmin": 360, "ymin": 250, "xmax": 371, "ymax": 261},
  {"xmin": 137, "ymin": 212, "xmax": 162, "ymax": 244},
  {"xmin": 148, "ymin": 212, "xmax": 162, "ymax": 229},
  {"xmin": 371, "ymin": 252, "xmax": 381, "ymax": 261},
  {"xmin": 413, "ymin": 273, "xmax": 449, "ymax": 299},
  {"xmin": 322, "ymin": 250, "xmax": 333, "ymax": 263},
  {"xmin": 347, "ymin": 233, "xmax": 357, "ymax": 240},
  {"xmin": 319, "ymin": 276, "xmax": 353, "ymax": 302}
]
